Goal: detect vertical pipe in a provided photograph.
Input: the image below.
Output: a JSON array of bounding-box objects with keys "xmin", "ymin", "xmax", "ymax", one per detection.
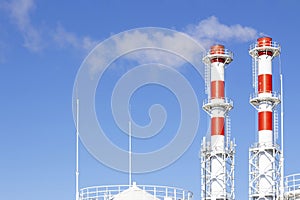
[{"xmin": 280, "ymin": 73, "xmax": 284, "ymax": 199}]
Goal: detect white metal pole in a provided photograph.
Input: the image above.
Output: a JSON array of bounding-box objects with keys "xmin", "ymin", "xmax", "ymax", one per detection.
[
  {"xmin": 280, "ymin": 73, "xmax": 284, "ymax": 199},
  {"xmin": 76, "ymin": 99, "xmax": 79, "ymax": 200},
  {"xmin": 129, "ymin": 120, "xmax": 132, "ymax": 186}
]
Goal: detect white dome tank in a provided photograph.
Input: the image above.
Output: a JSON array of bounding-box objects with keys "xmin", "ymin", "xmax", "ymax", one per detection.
[
  {"xmin": 79, "ymin": 182, "xmax": 193, "ymax": 200},
  {"xmin": 112, "ymin": 182, "xmax": 159, "ymax": 200}
]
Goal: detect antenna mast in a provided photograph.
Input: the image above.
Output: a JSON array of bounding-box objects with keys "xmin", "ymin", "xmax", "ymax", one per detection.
[
  {"xmin": 76, "ymin": 99, "xmax": 79, "ymax": 200},
  {"xmin": 129, "ymin": 121, "xmax": 132, "ymax": 186}
]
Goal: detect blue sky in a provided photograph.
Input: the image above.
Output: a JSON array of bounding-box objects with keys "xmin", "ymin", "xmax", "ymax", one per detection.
[{"xmin": 1, "ymin": 0, "xmax": 300, "ymax": 199}]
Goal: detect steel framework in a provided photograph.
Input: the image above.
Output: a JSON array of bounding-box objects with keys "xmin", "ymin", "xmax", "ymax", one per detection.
[
  {"xmin": 201, "ymin": 136, "xmax": 236, "ymax": 200},
  {"xmin": 249, "ymin": 143, "xmax": 282, "ymax": 200}
]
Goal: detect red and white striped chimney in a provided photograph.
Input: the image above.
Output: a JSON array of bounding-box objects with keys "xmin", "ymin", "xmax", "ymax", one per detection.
[
  {"xmin": 202, "ymin": 44, "xmax": 234, "ymax": 199},
  {"xmin": 249, "ymin": 36, "xmax": 281, "ymax": 199},
  {"xmin": 210, "ymin": 45, "xmax": 226, "ymax": 149},
  {"xmin": 257, "ymin": 37, "xmax": 274, "ymax": 145}
]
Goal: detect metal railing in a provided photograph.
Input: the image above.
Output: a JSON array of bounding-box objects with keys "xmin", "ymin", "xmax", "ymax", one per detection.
[
  {"xmin": 249, "ymin": 91, "xmax": 281, "ymax": 108},
  {"xmin": 203, "ymin": 97, "xmax": 233, "ymax": 106},
  {"xmin": 250, "ymin": 141, "xmax": 280, "ymax": 149},
  {"xmin": 202, "ymin": 48, "xmax": 233, "ymax": 65},
  {"xmin": 249, "ymin": 91, "xmax": 281, "ymax": 100},
  {"xmin": 249, "ymin": 40, "xmax": 281, "ymax": 58},
  {"xmin": 285, "ymin": 174, "xmax": 300, "ymax": 199},
  {"xmin": 80, "ymin": 184, "xmax": 193, "ymax": 200},
  {"xmin": 203, "ymin": 48, "xmax": 233, "ymax": 59},
  {"xmin": 249, "ymin": 40, "xmax": 280, "ymax": 51}
]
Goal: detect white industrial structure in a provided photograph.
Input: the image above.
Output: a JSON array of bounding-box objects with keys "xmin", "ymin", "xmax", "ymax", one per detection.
[
  {"xmin": 248, "ymin": 37, "xmax": 282, "ymax": 200},
  {"xmin": 200, "ymin": 44, "xmax": 235, "ymax": 200},
  {"xmin": 74, "ymin": 36, "xmax": 300, "ymax": 200}
]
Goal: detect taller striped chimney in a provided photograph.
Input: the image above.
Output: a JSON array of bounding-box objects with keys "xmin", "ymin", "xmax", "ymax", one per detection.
[{"xmin": 249, "ymin": 37, "xmax": 282, "ymax": 200}]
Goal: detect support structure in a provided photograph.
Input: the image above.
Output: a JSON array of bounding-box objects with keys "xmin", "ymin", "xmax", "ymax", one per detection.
[
  {"xmin": 201, "ymin": 45, "xmax": 235, "ymax": 200},
  {"xmin": 248, "ymin": 37, "xmax": 282, "ymax": 200}
]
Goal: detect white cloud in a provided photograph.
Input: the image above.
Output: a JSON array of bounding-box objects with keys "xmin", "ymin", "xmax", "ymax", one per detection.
[
  {"xmin": 112, "ymin": 29, "xmax": 203, "ymax": 67},
  {"xmin": 186, "ymin": 16, "xmax": 258, "ymax": 49},
  {"xmin": 3, "ymin": 0, "xmax": 98, "ymax": 53},
  {"xmin": 87, "ymin": 16, "xmax": 259, "ymax": 76},
  {"xmin": 4, "ymin": 0, "xmax": 43, "ymax": 52},
  {"xmin": 85, "ymin": 28, "xmax": 205, "ymax": 79},
  {"xmin": 85, "ymin": 16, "xmax": 259, "ymax": 77},
  {"xmin": 2, "ymin": 2, "xmax": 259, "ymax": 64},
  {"xmin": 84, "ymin": 15, "xmax": 260, "ymax": 78},
  {"xmin": 52, "ymin": 24, "xmax": 98, "ymax": 52}
]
